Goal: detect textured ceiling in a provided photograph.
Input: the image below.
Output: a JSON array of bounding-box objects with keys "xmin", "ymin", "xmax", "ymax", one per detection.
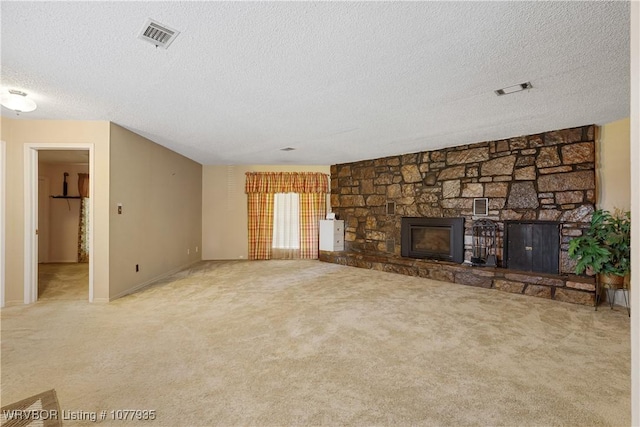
[{"xmin": 0, "ymin": 1, "xmax": 630, "ymax": 165}]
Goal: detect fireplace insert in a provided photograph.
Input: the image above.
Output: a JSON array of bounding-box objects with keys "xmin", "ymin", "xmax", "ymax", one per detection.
[{"xmin": 401, "ymin": 217, "xmax": 464, "ymax": 263}]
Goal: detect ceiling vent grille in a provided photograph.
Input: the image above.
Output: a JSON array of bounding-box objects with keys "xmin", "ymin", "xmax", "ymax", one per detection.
[
  {"xmin": 495, "ymin": 82, "xmax": 532, "ymax": 96},
  {"xmin": 138, "ymin": 19, "xmax": 180, "ymax": 49}
]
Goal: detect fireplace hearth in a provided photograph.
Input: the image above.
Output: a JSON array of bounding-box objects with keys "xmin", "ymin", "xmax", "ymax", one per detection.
[{"xmin": 401, "ymin": 217, "xmax": 464, "ymax": 263}]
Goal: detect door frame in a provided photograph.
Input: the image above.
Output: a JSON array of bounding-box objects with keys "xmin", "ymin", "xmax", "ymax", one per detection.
[
  {"xmin": 24, "ymin": 143, "xmax": 95, "ymax": 303},
  {"xmin": 1, "ymin": 141, "xmax": 5, "ymax": 307}
]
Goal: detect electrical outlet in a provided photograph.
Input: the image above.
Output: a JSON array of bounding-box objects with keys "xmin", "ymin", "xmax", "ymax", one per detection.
[{"xmin": 117, "ymin": 203, "xmax": 123, "ymax": 215}]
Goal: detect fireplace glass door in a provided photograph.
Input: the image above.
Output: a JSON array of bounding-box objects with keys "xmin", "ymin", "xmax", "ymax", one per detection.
[{"xmin": 411, "ymin": 227, "xmax": 451, "ymax": 255}]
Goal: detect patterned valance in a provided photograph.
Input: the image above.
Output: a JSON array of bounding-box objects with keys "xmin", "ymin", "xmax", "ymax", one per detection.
[{"xmin": 245, "ymin": 172, "xmax": 329, "ymax": 194}]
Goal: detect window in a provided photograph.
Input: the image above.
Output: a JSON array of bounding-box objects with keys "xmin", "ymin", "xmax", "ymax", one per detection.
[
  {"xmin": 272, "ymin": 193, "xmax": 300, "ymax": 258},
  {"xmin": 245, "ymin": 172, "xmax": 328, "ymax": 260}
]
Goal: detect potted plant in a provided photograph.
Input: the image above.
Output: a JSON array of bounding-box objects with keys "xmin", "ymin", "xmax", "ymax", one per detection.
[{"xmin": 568, "ymin": 208, "xmax": 631, "ymax": 304}]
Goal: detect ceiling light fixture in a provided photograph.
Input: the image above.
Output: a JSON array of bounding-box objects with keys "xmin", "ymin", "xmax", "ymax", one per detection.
[
  {"xmin": 494, "ymin": 82, "xmax": 532, "ymax": 96},
  {"xmin": 1, "ymin": 89, "xmax": 37, "ymax": 113}
]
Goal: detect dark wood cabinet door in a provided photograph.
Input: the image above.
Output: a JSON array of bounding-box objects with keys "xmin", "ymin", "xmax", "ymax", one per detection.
[
  {"xmin": 506, "ymin": 223, "xmax": 532, "ymax": 271},
  {"xmin": 531, "ymin": 223, "xmax": 559, "ymax": 274}
]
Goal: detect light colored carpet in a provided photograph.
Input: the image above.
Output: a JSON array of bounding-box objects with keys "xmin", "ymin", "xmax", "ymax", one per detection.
[
  {"xmin": 38, "ymin": 263, "xmax": 89, "ymax": 300},
  {"xmin": 1, "ymin": 260, "xmax": 630, "ymax": 426}
]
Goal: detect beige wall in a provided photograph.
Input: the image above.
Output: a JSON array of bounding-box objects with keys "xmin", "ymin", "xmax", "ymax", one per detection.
[
  {"xmin": 39, "ymin": 162, "xmax": 89, "ymax": 262},
  {"xmin": 1, "ymin": 118, "xmax": 201, "ymax": 304},
  {"xmin": 109, "ymin": 123, "xmax": 202, "ymax": 299},
  {"xmin": 202, "ymin": 165, "xmax": 330, "ymax": 260},
  {"xmin": 597, "ymin": 118, "xmax": 631, "ymax": 211},
  {"xmin": 1, "ymin": 118, "xmax": 111, "ymax": 304}
]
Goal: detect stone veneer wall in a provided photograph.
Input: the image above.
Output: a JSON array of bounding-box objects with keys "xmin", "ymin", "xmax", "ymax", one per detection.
[{"xmin": 329, "ymin": 125, "xmax": 596, "ymax": 274}]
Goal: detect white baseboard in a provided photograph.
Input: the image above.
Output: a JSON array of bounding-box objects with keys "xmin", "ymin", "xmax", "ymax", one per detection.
[
  {"xmin": 108, "ymin": 260, "xmax": 201, "ymax": 302},
  {"xmin": 603, "ymin": 288, "xmax": 632, "ymax": 308},
  {"xmin": 613, "ymin": 289, "xmax": 631, "ymax": 308},
  {"xmin": 0, "ymin": 299, "xmax": 26, "ymax": 308}
]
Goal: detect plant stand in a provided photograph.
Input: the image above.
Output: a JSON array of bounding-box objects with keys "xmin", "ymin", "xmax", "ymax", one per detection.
[
  {"xmin": 607, "ymin": 286, "xmax": 631, "ymax": 317},
  {"xmin": 595, "ymin": 275, "xmax": 630, "ymax": 317},
  {"xmin": 620, "ymin": 285, "xmax": 631, "ymax": 317},
  {"xmin": 605, "ymin": 287, "xmax": 617, "ymax": 309}
]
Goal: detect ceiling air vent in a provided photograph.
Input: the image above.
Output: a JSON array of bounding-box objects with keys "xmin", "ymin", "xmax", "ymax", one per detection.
[
  {"xmin": 495, "ymin": 82, "xmax": 532, "ymax": 96},
  {"xmin": 138, "ymin": 19, "xmax": 180, "ymax": 49}
]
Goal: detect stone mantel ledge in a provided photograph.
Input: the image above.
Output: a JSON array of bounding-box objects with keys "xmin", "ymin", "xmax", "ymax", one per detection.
[{"xmin": 319, "ymin": 251, "xmax": 595, "ymax": 306}]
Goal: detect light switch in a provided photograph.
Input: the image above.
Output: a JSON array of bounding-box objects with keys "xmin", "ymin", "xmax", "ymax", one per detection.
[{"xmin": 117, "ymin": 203, "xmax": 122, "ymax": 214}]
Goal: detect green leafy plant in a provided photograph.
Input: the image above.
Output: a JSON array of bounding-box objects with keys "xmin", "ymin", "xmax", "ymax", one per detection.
[{"xmin": 568, "ymin": 208, "xmax": 631, "ymax": 278}]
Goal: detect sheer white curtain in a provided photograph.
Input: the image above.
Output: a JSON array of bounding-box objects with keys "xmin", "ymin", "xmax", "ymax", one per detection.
[{"xmin": 272, "ymin": 193, "xmax": 300, "ymax": 259}]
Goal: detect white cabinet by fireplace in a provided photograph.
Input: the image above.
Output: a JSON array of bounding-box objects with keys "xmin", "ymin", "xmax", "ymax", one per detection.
[{"xmin": 319, "ymin": 220, "xmax": 344, "ymax": 251}]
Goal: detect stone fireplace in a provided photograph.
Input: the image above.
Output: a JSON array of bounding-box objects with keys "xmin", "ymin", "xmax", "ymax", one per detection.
[{"xmin": 320, "ymin": 125, "xmax": 598, "ymax": 306}]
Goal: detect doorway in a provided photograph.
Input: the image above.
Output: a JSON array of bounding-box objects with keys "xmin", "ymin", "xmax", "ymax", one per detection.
[
  {"xmin": 24, "ymin": 144, "xmax": 94, "ymax": 303},
  {"xmin": 37, "ymin": 150, "xmax": 89, "ymax": 300}
]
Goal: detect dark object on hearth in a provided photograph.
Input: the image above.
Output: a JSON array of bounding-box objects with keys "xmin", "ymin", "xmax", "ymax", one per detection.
[{"xmin": 471, "ymin": 219, "xmax": 497, "ymax": 267}]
